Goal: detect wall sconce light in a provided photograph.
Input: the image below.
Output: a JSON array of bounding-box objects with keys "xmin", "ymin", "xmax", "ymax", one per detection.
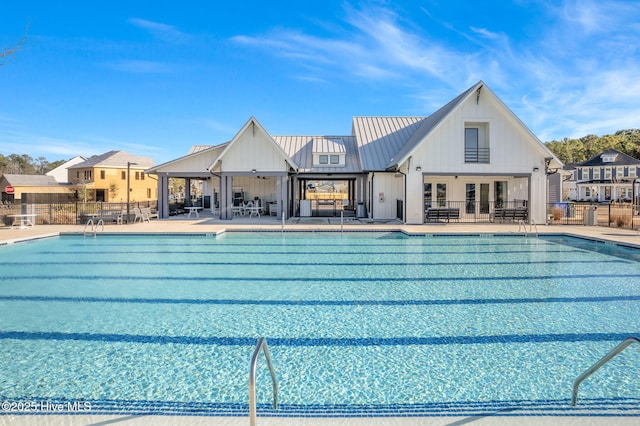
[
  {"xmin": 251, "ymin": 169, "xmax": 256, "ymax": 174},
  {"xmin": 533, "ymin": 167, "xmax": 539, "ymax": 172},
  {"xmin": 415, "ymin": 166, "xmax": 422, "ymax": 172}
]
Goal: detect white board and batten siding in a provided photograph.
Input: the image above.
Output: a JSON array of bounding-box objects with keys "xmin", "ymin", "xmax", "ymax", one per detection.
[
  {"xmin": 220, "ymin": 130, "xmax": 289, "ymax": 173},
  {"xmin": 369, "ymin": 172, "xmax": 403, "ymax": 220},
  {"xmin": 403, "ymin": 87, "xmax": 551, "ymax": 224}
]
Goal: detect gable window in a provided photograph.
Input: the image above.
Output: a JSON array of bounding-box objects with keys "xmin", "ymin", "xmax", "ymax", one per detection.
[
  {"xmin": 465, "ymin": 123, "xmax": 489, "ymax": 163},
  {"xmin": 312, "ymin": 137, "xmax": 346, "ymax": 167}
]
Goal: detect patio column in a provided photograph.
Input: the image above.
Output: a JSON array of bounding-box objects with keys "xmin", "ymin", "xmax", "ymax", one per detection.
[
  {"xmin": 158, "ymin": 174, "xmax": 169, "ymax": 218},
  {"xmin": 220, "ymin": 174, "xmax": 233, "ymax": 220}
]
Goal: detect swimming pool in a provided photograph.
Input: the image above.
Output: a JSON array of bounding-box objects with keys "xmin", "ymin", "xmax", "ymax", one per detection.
[{"xmin": 0, "ymin": 232, "xmax": 639, "ymax": 418}]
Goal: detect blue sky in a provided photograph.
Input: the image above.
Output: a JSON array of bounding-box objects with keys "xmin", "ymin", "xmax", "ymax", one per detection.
[{"xmin": 1, "ymin": 1, "xmax": 639, "ymax": 165}]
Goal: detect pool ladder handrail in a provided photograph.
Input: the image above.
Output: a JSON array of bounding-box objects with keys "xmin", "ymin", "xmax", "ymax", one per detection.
[
  {"xmin": 249, "ymin": 337, "xmax": 279, "ymax": 426},
  {"xmin": 571, "ymin": 336, "xmax": 640, "ymax": 406},
  {"xmin": 518, "ymin": 219, "xmax": 538, "ymax": 238},
  {"xmin": 83, "ymin": 218, "xmax": 104, "ymax": 237}
]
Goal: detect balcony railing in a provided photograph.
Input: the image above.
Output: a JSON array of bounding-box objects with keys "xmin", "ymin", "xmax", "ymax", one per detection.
[{"xmin": 465, "ymin": 147, "xmax": 490, "ymax": 163}]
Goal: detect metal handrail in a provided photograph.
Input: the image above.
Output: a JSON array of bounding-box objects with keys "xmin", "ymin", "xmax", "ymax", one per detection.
[
  {"xmin": 249, "ymin": 337, "xmax": 278, "ymax": 425},
  {"xmin": 571, "ymin": 337, "xmax": 640, "ymax": 406},
  {"xmin": 84, "ymin": 218, "xmax": 104, "ymax": 237},
  {"xmin": 518, "ymin": 219, "xmax": 527, "ymax": 234}
]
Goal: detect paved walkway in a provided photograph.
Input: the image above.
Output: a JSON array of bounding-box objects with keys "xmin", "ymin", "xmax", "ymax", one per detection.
[
  {"xmin": 2, "ymin": 215, "xmax": 640, "ymax": 247},
  {"xmin": 1, "ymin": 217, "xmax": 639, "ymax": 425}
]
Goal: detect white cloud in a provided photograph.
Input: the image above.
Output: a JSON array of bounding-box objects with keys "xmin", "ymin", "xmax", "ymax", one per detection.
[
  {"xmin": 230, "ymin": 1, "xmax": 640, "ymax": 141},
  {"xmin": 128, "ymin": 18, "xmax": 189, "ymax": 44}
]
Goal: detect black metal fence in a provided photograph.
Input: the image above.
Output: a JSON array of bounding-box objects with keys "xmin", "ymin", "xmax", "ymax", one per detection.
[
  {"xmin": 547, "ymin": 202, "xmax": 640, "ymax": 229},
  {"xmin": 424, "ymin": 200, "xmax": 528, "ymax": 223},
  {"xmin": 1, "ymin": 195, "xmax": 158, "ymax": 225}
]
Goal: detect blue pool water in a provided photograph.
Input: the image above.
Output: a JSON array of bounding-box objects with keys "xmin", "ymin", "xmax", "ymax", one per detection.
[{"xmin": 0, "ymin": 232, "xmax": 639, "ymax": 417}]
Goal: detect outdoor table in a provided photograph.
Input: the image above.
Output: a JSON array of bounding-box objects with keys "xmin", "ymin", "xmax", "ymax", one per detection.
[
  {"xmin": 8, "ymin": 214, "xmax": 37, "ymax": 229},
  {"xmin": 186, "ymin": 206, "xmax": 203, "ymax": 218}
]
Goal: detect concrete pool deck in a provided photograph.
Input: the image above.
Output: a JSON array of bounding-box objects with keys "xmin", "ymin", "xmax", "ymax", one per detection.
[{"xmin": 1, "ymin": 217, "xmax": 639, "ymax": 425}]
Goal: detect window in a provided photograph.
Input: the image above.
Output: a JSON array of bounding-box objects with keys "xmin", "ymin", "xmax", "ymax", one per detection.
[
  {"xmin": 630, "ymin": 167, "xmax": 637, "ymax": 178},
  {"xmin": 141, "ymin": 173, "xmax": 145, "ymax": 181},
  {"xmin": 464, "ymin": 123, "xmax": 489, "ymax": 163},
  {"xmin": 424, "ymin": 183, "xmax": 432, "ymax": 210},
  {"xmin": 436, "ymin": 183, "xmax": 447, "ymax": 207},
  {"xmin": 330, "ymin": 155, "xmax": 339, "ymax": 164},
  {"xmin": 495, "ymin": 181, "xmax": 507, "ymax": 208},
  {"xmin": 593, "ymin": 168, "xmax": 600, "ymax": 180},
  {"xmin": 76, "ymin": 171, "xmax": 80, "ymax": 179},
  {"xmin": 319, "ymin": 155, "xmax": 328, "ymax": 165},
  {"xmin": 135, "ymin": 172, "xmax": 140, "ymax": 180},
  {"xmin": 147, "ymin": 188, "xmax": 151, "ymax": 198},
  {"xmin": 83, "ymin": 170, "xmax": 92, "ymax": 180},
  {"xmin": 100, "ymin": 170, "xmax": 106, "ymax": 179},
  {"xmin": 466, "ymin": 184, "xmax": 476, "ymax": 214},
  {"xmin": 480, "ymin": 183, "xmax": 489, "ymax": 214},
  {"xmin": 121, "ymin": 171, "xmax": 126, "ymax": 180},
  {"xmin": 604, "ymin": 168, "xmax": 611, "ymax": 180}
]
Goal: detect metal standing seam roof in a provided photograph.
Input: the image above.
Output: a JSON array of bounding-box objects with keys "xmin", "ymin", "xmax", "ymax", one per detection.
[
  {"xmin": 387, "ymin": 83, "xmax": 482, "ymax": 170},
  {"xmin": 352, "ymin": 116, "xmax": 426, "ymax": 171},
  {"xmin": 273, "ymin": 135, "xmax": 362, "ymax": 173}
]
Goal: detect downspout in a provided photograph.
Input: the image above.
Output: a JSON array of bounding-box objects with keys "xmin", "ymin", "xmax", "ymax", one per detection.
[
  {"xmin": 369, "ymin": 172, "xmax": 374, "ymax": 220},
  {"xmin": 395, "ymin": 167, "xmax": 407, "ymax": 224}
]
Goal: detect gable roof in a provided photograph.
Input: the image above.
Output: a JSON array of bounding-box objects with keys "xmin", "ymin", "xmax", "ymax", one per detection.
[
  {"xmin": 352, "ymin": 116, "xmax": 425, "ymax": 171},
  {"xmin": 208, "ymin": 117, "xmax": 299, "ymax": 171},
  {"xmin": 578, "ymin": 148, "xmax": 640, "ymax": 167},
  {"xmin": 146, "ymin": 143, "xmax": 228, "ymax": 174},
  {"xmin": 2, "ymin": 174, "xmax": 60, "ymax": 186},
  {"xmin": 68, "ymin": 150, "xmax": 154, "ymax": 169},
  {"xmin": 387, "ymin": 83, "xmax": 481, "ymax": 170}
]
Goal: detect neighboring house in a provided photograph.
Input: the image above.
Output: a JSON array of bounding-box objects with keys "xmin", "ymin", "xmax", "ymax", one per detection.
[
  {"xmin": 559, "ymin": 164, "xmax": 578, "ymax": 201},
  {"xmin": 45, "ymin": 155, "xmax": 86, "ymax": 184},
  {"xmin": 147, "ymin": 81, "xmax": 562, "ymax": 224},
  {"xmin": 0, "ymin": 174, "xmax": 69, "ymax": 202},
  {"xmin": 573, "ymin": 149, "xmax": 640, "ymax": 202},
  {"xmin": 67, "ymin": 150, "xmax": 156, "ymax": 202}
]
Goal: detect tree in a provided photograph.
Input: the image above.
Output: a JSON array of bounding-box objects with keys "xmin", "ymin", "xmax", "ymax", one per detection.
[{"xmin": 1, "ymin": 25, "xmax": 28, "ymax": 65}]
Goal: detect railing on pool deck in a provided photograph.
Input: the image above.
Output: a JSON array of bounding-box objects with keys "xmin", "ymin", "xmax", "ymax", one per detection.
[
  {"xmin": 518, "ymin": 219, "xmax": 538, "ymax": 237},
  {"xmin": 572, "ymin": 336, "xmax": 640, "ymax": 406},
  {"xmin": 249, "ymin": 337, "xmax": 279, "ymax": 425},
  {"xmin": 83, "ymin": 218, "xmax": 104, "ymax": 237}
]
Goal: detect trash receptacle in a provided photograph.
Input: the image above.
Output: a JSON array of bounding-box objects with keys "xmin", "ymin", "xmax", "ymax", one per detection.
[
  {"xmin": 584, "ymin": 207, "xmax": 597, "ymax": 226},
  {"xmin": 356, "ymin": 202, "xmax": 366, "ymax": 218}
]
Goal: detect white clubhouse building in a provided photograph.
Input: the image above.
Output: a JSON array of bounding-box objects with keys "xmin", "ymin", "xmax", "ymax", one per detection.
[{"xmin": 147, "ymin": 81, "xmax": 562, "ymax": 225}]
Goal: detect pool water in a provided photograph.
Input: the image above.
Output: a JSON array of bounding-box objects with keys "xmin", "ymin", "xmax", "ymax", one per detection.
[{"xmin": 0, "ymin": 232, "xmax": 639, "ymax": 417}]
